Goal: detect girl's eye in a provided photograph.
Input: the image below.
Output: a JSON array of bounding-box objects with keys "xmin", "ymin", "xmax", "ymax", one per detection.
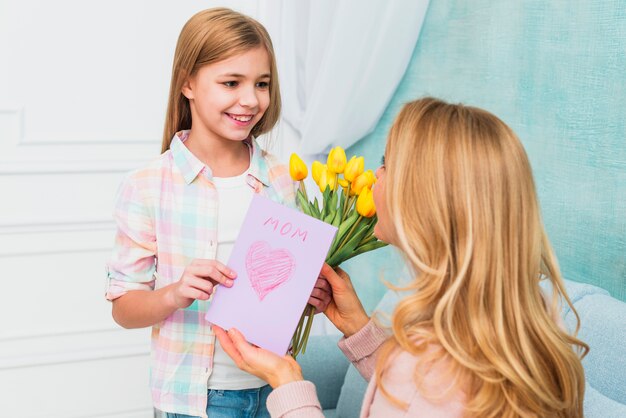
[
  {"xmin": 256, "ymin": 81, "xmax": 269, "ymax": 89},
  {"xmin": 223, "ymin": 81, "xmax": 238, "ymax": 87},
  {"xmin": 380, "ymin": 155, "xmax": 386, "ymax": 168}
]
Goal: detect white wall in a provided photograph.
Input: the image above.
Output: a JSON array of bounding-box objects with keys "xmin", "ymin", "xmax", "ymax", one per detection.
[{"xmin": 0, "ymin": 1, "xmax": 260, "ymax": 417}]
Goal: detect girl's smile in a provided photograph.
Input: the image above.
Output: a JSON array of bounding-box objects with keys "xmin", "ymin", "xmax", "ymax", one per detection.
[{"xmin": 225, "ymin": 112, "xmax": 256, "ymax": 125}]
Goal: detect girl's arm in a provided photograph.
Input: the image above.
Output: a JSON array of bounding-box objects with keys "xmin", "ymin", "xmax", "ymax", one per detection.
[
  {"xmin": 112, "ymin": 286, "xmax": 178, "ymax": 329},
  {"xmin": 112, "ymin": 259, "xmax": 237, "ymax": 328}
]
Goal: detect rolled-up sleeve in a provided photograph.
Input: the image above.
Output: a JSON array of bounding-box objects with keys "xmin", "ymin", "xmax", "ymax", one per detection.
[
  {"xmin": 266, "ymin": 381, "xmax": 323, "ymax": 417},
  {"xmin": 105, "ymin": 174, "xmax": 156, "ymax": 301},
  {"xmin": 338, "ymin": 319, "xmax": 389, "ymax": 381}
]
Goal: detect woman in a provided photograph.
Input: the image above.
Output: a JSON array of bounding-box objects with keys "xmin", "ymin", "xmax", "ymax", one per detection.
[{"xmin": 215, "ymin": 97, "xmax": 589, "ymax": 417}]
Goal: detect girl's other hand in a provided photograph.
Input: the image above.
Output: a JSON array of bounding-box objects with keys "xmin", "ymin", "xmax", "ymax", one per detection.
[
  {"xmin": 320, "ymin": 264, "xmax": 369, "ymax": 337},
  {"xmin": 213, "ymin": 325, "xmax": 303, "ymax": 389},
  {"xmin": 167, "ymin": 259, "xmax": 237, "ymax": 309},
  {"xmin": 307, "ymin": 277, "xmax": 332, "ymax": 314}
]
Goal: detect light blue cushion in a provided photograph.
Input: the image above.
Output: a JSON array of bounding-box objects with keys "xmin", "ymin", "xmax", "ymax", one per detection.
[
  {"xmin": 584, "ymin": 384, "xmax": 626, "ymax": 418},
  {"xmin": 561, "ymin": 279, "xmax": 610, "ymax": 317},
  {"xmin": 335, "ymin": 365, "xmax": 368, "ymax": 418},
  {"xmin": 564, "ymin": 290, "xmax": 626, "ymax": 405},
  {"xmin": 324, "ymin": 409, "xmax": 338, "ymax": 418}
]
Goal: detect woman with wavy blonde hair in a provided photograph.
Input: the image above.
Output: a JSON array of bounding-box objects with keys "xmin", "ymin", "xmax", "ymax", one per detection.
[{"xmin": 214, "ymin": 97, "xmax": 589, "ymax": 417}]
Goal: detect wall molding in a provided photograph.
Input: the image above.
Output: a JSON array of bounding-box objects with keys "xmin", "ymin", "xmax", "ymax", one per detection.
[
  {"xmin": 0, "ymin": 220, "xmax": 116, "ymax": 256},
  {"xmin": 0, "ymin": 326, "xmax": 150, "ymax": 370},
  {"xmin": 0, "ymin": 107, "xmax": 158, "ymax": 174}
]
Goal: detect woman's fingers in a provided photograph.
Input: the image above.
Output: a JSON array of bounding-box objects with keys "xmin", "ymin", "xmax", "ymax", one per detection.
[
  {"xmin": 320, "ymin": 263, "xmax": 346, "ymax": 291},
  {"xmin": 307, "ymin": 277, "xmax": 332, "ymax": 313},
  {"xmin": 227, "ymin": 328, "xmax": 256, "ymax": 358},
  {"xmin": 214, "ymin": 326, "xmax": 248, "ymax": 370},
  {"xmin": 308, "ymin": 287, "xmax": 332, "ymax": 313},
  {"xmin": 314, "ymin": 277, "xmax": 332, "ymax": 293},
  {"xmin": 334, "ymin": 267, "xmax": 352, "ymax": 286}
]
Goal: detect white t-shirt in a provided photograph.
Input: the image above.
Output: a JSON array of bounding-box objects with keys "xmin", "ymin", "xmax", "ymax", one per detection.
[{"xmin": 207, "ymin": 169, "xmax": 266, "ymax": 390}]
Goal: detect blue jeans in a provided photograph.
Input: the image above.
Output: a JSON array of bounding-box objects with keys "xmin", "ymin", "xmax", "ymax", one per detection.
[{"xmin": 165, "ymin": 385, "xmax": 272, "ymax": 418}]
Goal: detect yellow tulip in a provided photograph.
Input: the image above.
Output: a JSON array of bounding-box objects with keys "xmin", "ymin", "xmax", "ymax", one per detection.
[
  {"xmin": 311, "ymin": 161, "xmax": 325, "ymax": 184},
  {"xmin": 318, "ymin": 168, "xmax": 337, "ymax": 193},
  {"xmin": 289, "ymin": 153, "xmax": 308, "ymax": 181},
  {"xmin": 363, "ymin": 169, "xmax": 376, "ymax": 186},
  {"xmin": 327, "ymin": 146, "xmax": 347, "ymax": 174},
  {"xmin": 343, "ymin": 156, "xmax": 364, "ymax": 182},
  {"xmin": 356, "ymin": 186, "xmax": 376, "ymax": 217},
  {"xmin": 350, "ymin": 171, "xmax": 370, "ymax": 195},
  {"xmin": 337, "ymin": 178, "xmax": 349, "ymax": 188}
]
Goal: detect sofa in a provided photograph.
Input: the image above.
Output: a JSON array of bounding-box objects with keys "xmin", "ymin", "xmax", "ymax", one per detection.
[{"xmin": 298, "ymin": 279, "xmax": 626, "ymax": 417}]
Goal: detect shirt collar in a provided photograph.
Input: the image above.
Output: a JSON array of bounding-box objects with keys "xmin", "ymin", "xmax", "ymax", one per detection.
[{"xmin": 170, "ymin": 130, "xmax": 270, "ymax": 187}]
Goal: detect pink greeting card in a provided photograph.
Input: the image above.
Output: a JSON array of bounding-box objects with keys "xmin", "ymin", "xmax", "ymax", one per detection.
[{"xmin": 205, "ymin": 194, "xmax": 337, "ymax": 355}]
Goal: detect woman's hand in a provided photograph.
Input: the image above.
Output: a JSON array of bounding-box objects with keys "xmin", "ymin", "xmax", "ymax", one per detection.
[
  {"xmin": 320, "ymin": 264, "xmax": 370, "ymax": 337},
  {"xmin": 213, "ymin": 325, "xmax": 303, "ymax": 389},
  {"xmin": 166, "ymin": 259, "xmax": 236, "ymax": 309},
  {"xmin": 307, "ymin": 277, "xmax": 333, "ymax": 313}
]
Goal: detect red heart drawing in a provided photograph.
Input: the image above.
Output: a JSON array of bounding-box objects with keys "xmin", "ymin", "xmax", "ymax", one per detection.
[{"xmin": 245, "ymin": 241, "xmax": 296, "ymax": 301}]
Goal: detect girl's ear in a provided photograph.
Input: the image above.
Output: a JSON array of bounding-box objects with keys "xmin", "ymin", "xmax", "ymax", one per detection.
[{"xmin": 181, "ymin": 75, "xmax": 194, "ymax": 100}]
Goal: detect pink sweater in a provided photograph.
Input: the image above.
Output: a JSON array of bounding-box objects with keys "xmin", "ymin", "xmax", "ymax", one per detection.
[{"xmin": 266, "ymin": 321, "xmax": 466, "ymax": 417}]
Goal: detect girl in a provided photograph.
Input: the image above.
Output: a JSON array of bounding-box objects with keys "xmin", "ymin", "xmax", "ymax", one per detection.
[
  {"xmin": 215, "ymin": 97, "xmax": 589, "ymax": 417},
  {"xmin": 105, "ymin": 8, "xmax": 330, "ymax": 418}
]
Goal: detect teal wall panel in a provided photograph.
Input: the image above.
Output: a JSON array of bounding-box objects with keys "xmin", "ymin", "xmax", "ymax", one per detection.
[{"xmin": 347, "ymin": 0, "xmax": 626, "ymax": 305}]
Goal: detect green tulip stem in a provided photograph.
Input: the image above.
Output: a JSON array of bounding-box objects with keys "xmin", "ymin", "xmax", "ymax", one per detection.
[
  {"xmin": 298, "ymin": 181, "xmax": 308, "ymax": 202},
  {"xmin": 298, "ymin": 305, "xmax": 316, "ymax": 354},
  {"xmin": 336, "ymin": 215, "xmax": 362, "ymax": 254},
  {"xmin": 342, "ymin": 195, "xmax": 355, "ymax": 221}
]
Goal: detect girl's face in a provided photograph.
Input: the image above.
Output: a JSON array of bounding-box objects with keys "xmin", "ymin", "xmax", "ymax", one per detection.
[
  {"xmin": 373, "ymin": 157, "xmax": 393, "ymax": 244},
  {"xmin": 183, "ymin": 47, "xmax": 271, "ymax": 143}
]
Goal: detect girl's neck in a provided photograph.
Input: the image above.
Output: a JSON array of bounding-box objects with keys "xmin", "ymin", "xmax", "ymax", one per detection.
[{"xmin": 185, "ymin": 129, "xmax": 250, "ymax": 178}]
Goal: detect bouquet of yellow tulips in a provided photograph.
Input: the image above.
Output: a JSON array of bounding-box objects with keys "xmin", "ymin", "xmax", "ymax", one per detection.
[{"xmin": 288, "ymin": 146, "xmax": 387, "ymax": 358}]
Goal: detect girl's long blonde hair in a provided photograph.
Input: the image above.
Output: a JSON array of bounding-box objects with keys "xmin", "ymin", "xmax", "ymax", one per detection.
[
  {"xmin": 161, "ymin": 8, "xmax": 281, "ymax": 153},
  {"xmin": 376, "ymin": 98, "xmax": 588, "ymax": 417}
]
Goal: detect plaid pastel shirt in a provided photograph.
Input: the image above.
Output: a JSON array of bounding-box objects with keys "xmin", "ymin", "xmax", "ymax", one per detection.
[{"xmin": 105, "ymin": 130, "xmax": 296, "ymax": 417}]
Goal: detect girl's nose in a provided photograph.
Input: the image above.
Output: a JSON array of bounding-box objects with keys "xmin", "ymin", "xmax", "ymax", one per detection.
[
  {"xmin": 375, "ymin": 166, "xmax": 383, "ymax": 178},
  {"xmin": 239, "ymin": 86, "xmax": 259, "ymax": 108}
]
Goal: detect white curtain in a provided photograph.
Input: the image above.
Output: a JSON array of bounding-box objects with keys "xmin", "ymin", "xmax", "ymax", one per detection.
[{"xmin": 258, "ymin": 0, "xmax": 430, "ymax": 157}]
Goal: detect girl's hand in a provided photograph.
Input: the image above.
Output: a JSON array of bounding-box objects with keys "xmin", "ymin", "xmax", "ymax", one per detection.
[
  {"xmin": 166, "ymin": 259, "xmax": 236, "ymax": 309},
  {"xmin": 213, "ymin": 325, "xmax": 303, "ymax": 389},
  {"xmin": 320, "ymin": 264, "xmax": 369, "ymax": 337},
  {"xmin": 307, "ymin": 277, "xmax": 332, "ymax": 313}
]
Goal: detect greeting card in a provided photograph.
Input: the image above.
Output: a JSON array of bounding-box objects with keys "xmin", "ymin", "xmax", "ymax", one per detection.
[{"xmin": 205, "ymin": 194, "xmax": 337, "ymax": 355}]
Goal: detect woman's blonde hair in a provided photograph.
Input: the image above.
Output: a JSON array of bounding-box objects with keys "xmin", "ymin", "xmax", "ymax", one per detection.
[
  {"xmin": 375, "ymin": 97, "xmax": 588, "ymax": 417},
  {"xmin": 161, "ymin": 8, "xmax": 281, "ymax": 153}
]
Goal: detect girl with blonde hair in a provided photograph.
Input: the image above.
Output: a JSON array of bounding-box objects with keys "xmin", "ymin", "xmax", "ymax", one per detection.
[
  {"xmin": 106, "ymin": 8, "xmax": 330, "ymax": 417},
  {"xmin": 215, "ymin": 97, "xmax": 588, "ymax": 417}
]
